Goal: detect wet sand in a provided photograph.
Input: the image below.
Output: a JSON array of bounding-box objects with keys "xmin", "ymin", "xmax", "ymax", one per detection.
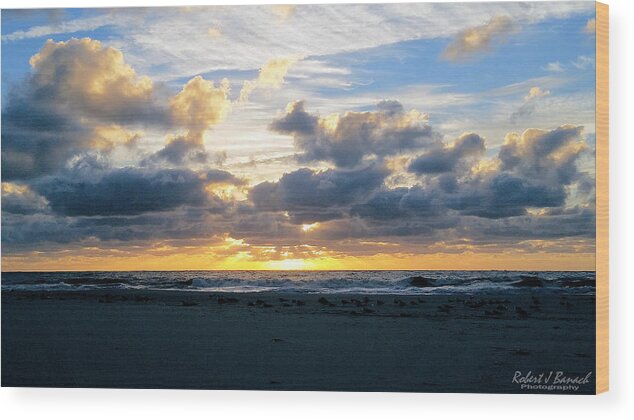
[{"xmin": 1, "ymin": 289, "xmax": 596, "ymax": 393}]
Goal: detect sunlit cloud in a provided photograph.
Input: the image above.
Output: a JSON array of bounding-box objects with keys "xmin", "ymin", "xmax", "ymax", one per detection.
[
  {"xmin": 239, "ymin": 57, "xmax": 299, "ymax": 103},
  {"xmin": 271, "ymin": 5, "xmax": 296, "ymax": 22},
  {"xmin": 510, "ymin": 86, "xmax": 551, "ymax": 124},
  {"xmin": 207, "ymin": 27, "xmax": 222, "ymax": 39},
  {"xmin": 442, "ymin": 15, "xmax": 518, "ymax": 61},
  {"xmin": 544, "ymin": 61, "xmax": 564, "ymax": 72}
]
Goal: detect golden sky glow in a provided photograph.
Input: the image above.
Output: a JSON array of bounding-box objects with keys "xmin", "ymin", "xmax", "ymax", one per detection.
[
  {"xmin": 1, "ymin": 237, "xmax": 596, "ymax": 272},
  {"xmin": 1, "ymin": 251, "xmax": 595, "ymax": 272}
]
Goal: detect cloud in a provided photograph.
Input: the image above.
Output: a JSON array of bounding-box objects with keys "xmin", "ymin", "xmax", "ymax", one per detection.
[
  {"xmin": 29, "ymin": 38, "xmax": 156, "ymax": 120},
  {"xmin": 35, "ymin": 169, "xmax": 205, "ymax": 216},
  {"xmin": 510, "ymin": 86, "xmax": 551, "ymax": 123},
  {"xmin": 270, "ymin": 100, "xmax": 437, "ymax": 168},
  {"xmin": 213, "ymin": 150, "xmax": 228, "ymax": 167},
  {"xmin": 571, "ymin": 55, "xmax": 595, "ymax": 70},
  {"xmin": 268, "ymin": 100, "xmax": 318, "ymax": 135},
  {"xmin": 1, "ymin": 183, "xmax": 50, "ymax": 215},
  {"xmin": 1, "ymin": 38, "xmax": 165, "ymax": 180},
  {"xmin": 524, "ymin": 87, "xmax": 550, "ymax": 101},
  {"xmin": 238, "ymin": 57, "xmax": 298, "ymax": 103},
  {"xmin": 89, "ymin": 125, "xmax": 142, "ymax": 151},
  {"xmin": 443, "ymin": 15, "xmax": 518, "ymax": 61},
  {"xmin": 207, "ymin": 27, "xmax": 222, "ymax": 38},
  {"xmin": 543, "ymin": 57, "xmax": 594, "ymax": 74},
  {"xmin": 362, "ymin": 177, "xmax": 567, "ymax": 223},
  {"xmin": 2, "ymin": 122, "xmax": 594, "ymax": 257},
  {"xmin": 408, "ymin": 133, "xmax": 485, "ymax": 174},
  {"xmin": 143, "ymin": 135, "xmax": 209, "ymax": 166},
  {"xmin": 1, "ymin": 207, "xmax": 233, "ymax": 249},
  {"xmin": 142, "ymin": 75, "xmax": 232, "ymax": 167},
  {"xmin": 544, "ymin": 61, "xmax": 564, "ymax": 72},
  {"xmin": 1, "ymin": 104, "xmax": 88, "ymax": 180},
  {"xmin": 170, "ymin": 75, "xmax": 231, "ymax": 135},
  {"xmin": 250, "ymin": 165, "xmax": 389, "ymax": 223},
  {"xmin": 360, "ymin": 125, "xmax": 587, "ymax": 221},
  {"xmin": 475, "ymin": 206, "xmax": 595, "ymax": 239},
  {"xmin": 498, "ymin": 125, "xmax": 585, "ymax": 184},
  {"xmin": 1, "ymin": 13, "xmax": 115, "ymax": 42},
  {"xmin": 19, "ymin": 3, "xmax": 589, "ymax": 81},
  {"xmin": 447, "ymin": 173, "xmax": 567, "ymax": 219},
  {"xmin": 1, "ymin": 164, "xmax": 248, "ymax": 249},
  {"xmin": 33, "ymin": 167, "xmax": 243, "ymax": 217},
  {"xmin": 432, "ymin": 125, "xmax": 586, "ymax": 219},
  {"xmin": 351, "ymin": 186, "xmax": 444, "ymax": 221},
  {"xmin": 271, "ymin": 5, "xmax": 296, "ymax": 21},
  {"xmin": 584, "ymin": 18, "xmax": 596, "ymax": 34}
]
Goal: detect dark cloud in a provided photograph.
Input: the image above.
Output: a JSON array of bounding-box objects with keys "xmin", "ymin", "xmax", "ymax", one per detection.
[
  {"xmin": 270, "ymin": 100, "xmax": 437, "ymax": 168},
  {"xmin": 351, "ymin": 187, "xmax": 441, "ymax": 220},
  {"xmin": 33, "ymin": 167, "xmax": 241, "ymax": 217},
  {"xmin": 447, "ymin": 173, "xmax": 567, "ymax": 219},
  {"xmin": 2, "ymin": 165, "xmax": 247, "ymax": 251},
  {"xmin": 142, "ymin": 135, "xmax": 208, "ymax": 166},
  {"xmin": 437, "ymin": 173, "xmax": 459, "ymax": 193},
  {"xmin": 200, "ymin": 169, "xmax": 245, "ymax": 185},
  {"xmin": 1, "ymin": 184, "xmax": 50, "ymax": 215},
  {"xmin": 376, "ymin": 99, "xmax": 404, "ymax": 116},
  {"xmin": 347, "ymin": 170, "xmax": 567, "ymax": 232},
  {"xmin": 498, "ymin": 125, "xmax": 585, "ymax": 184},
  {"xmin": 510, "ymin": 87, "xmax": 550, "ymax": 124},
  {"xmin": 409, "ymin": 133, "xmax": 485, "ymax": 174},
  {"xmin": 1, "ymin": 208, "xmax": 224, "ymax": 249},
  {"xmin": 476, "ymin": 206, "xmax": 596, "ymax": 239},
  {"xmin": 305, "ymin": 201, "xmax": 593, "ymax": 249},
  {"xmin": 269, "ymin": 100, "xmax": 318, "ymax": 136},
  {"xmin": 250, "ymin": 165, "xmax": 389, "ymax": 223},
  {"xmin": 2, "ymin": 213, "xmax": 79, "ymax": 247},
  {"xmin": 1, "ymin": 95, "xmax": 91, "ymax": 180},
  {"xmin": 307, "ymin": 213, "xmax": 459, "ymax": 242},
  {"xmin": 404, "ymin": 125, "xmax": 586, "ymax": 219}
]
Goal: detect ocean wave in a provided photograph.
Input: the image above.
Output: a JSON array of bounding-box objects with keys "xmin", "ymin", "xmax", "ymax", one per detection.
[{"xmin": 1, "ymin": 270, "xmax": 596, "ymax": 295}]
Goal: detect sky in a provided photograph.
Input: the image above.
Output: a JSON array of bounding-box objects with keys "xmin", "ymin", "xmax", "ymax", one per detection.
[{"xmin": 0, "ymin": 2, "xmax": 598, "ymax": 271}]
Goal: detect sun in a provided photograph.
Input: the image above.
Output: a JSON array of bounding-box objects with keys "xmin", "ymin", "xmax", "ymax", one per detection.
[
  {"xmin": 301, "ymin": 223, "xmax": 319, "ymax": 232},
  {"xmin": 265, "ymin": 259, "xmax": 308, "ymax": 270}
]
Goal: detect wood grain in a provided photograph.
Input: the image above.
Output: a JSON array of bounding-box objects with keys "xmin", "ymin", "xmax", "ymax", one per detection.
[{"xmin": 595, "ymin": 1, "xmax": 609, "ymax": 395}]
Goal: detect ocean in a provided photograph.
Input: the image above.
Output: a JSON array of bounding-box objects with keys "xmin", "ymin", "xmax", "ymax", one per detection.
[{"xmin": 1, "ymin": 270, "xmax": 596, "ymax": 295}]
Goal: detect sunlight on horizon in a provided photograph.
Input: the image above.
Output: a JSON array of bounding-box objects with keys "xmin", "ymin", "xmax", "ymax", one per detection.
[{"xmin": 301, "ymin": 223, "xmax": 319, "ymax": 232}]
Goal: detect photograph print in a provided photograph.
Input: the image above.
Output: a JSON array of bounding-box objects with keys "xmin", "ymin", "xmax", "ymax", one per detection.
[{"xmin": 1, "ymin": 1, "xmax": 607, "ymax": 394}]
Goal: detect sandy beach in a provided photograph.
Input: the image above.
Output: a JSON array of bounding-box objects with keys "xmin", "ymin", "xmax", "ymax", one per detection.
[{"xmin": 1, "ymin": 289, "xmax": 595, "ymax": 393}]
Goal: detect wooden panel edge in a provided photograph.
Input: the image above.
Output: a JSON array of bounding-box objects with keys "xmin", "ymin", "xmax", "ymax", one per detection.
[{"xmin": 595, "ymin": 1, "xmax": 609, "ymax": 395}]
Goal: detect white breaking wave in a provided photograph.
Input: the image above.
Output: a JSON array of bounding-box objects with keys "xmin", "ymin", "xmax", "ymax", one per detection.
[{"xmin": 1, "ymin": 270, "xmax": 595, "ymax": 295}]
